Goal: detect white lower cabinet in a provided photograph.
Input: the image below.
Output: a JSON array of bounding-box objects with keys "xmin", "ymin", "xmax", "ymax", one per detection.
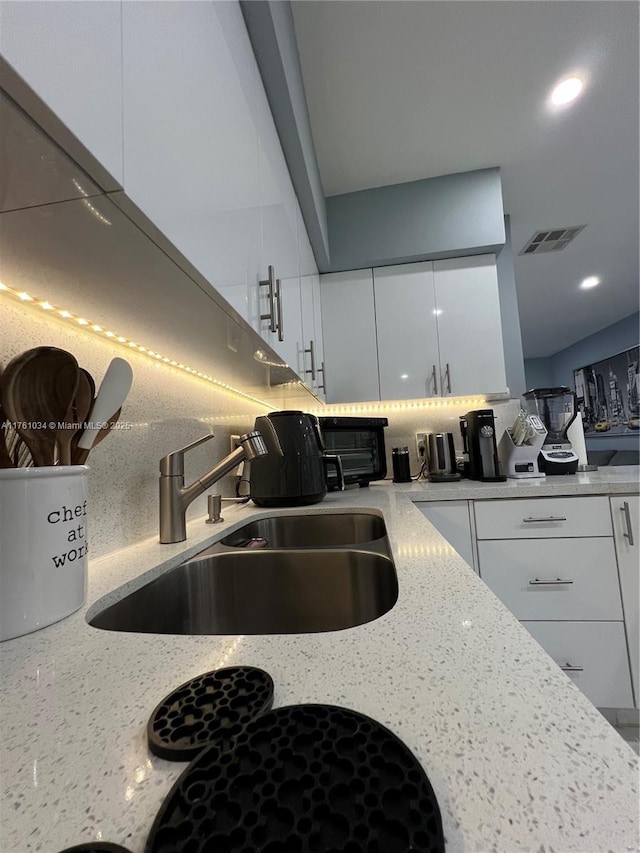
[
  {"xmin": 416, "ymin": 501, "xmax": 476, "ymax": 572},
  {"xmin": 473, "ymin": 495, "xmax": 636, "ymax": 709},
  {"xmin": 611, "ymin": 496, "xmax": 639, "ymax": 707},
  {"xmin": 478, "ymin": 538, "xmax": 622, "ymax": 621},
  {"xmin": 521, "ymin": 621, "xmax": 634, "ymax": 709},
  {"xmin": 473, "ymin": 496, "xmax": 612, "ymax": 539}
]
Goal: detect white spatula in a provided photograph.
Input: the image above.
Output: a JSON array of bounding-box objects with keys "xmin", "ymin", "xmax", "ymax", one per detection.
[{"xmin": 76, "ymin": 357, "xmax": 133, "ymax": 457}]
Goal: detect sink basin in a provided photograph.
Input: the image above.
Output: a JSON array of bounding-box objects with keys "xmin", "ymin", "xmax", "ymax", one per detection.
[
  {"xmin": 89, "ymin": 549, "xmax": 398, "ymax": 635},
  {"xmin": 219, "ymin": 512, "xmax": 388, "ymax": 549}
]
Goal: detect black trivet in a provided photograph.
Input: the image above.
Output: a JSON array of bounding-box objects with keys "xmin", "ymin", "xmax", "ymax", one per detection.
[
  {"xmin": 147, "ymin": 665, "xmax": 274, "ymax": 761},
  {"xmin": 57, "ymin": 844, "xmax": 132, "ymax": 853},
  {"xmin": 145, "ymin": 704, "xmax": 445, "ymax": 853}
]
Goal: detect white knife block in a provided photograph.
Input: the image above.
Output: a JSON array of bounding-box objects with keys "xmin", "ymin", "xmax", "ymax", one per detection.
[{"xmin": 498, "ymin": 428, "xmax": 546, "ymax": 479}]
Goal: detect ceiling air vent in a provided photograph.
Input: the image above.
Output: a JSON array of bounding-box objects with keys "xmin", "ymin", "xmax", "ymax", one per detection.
[{"xmin": 519, "ymin": 225, "xmax": 586, "ymax": 255}]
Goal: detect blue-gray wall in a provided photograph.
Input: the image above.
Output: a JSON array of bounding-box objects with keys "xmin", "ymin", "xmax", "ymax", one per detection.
[
  {"xmin": 547, "ymin": 312, "xmax": 639, "ymax": 390},
  {"xmin": 325, "ymin": 167, "xmax": 505, "ymax": 272},
  {"xmin": 525, "ymin": 312, "xmax": 640, "ymax": 452},
  {"xmin": 524, "ymin": 357, "xmax": 552, "ymax": 391},
  {"xmin": 240, "ymin": 0, "xmax": 330, "ymax": 268},
  {"xmin": 496, "ymin": 215, "xmax": 526, "ymax": 399}
]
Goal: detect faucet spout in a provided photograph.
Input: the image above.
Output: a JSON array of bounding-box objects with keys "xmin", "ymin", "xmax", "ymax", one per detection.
[{"xmin": 159, "ymin": 431, "xmax": 267, "ymax": 544}]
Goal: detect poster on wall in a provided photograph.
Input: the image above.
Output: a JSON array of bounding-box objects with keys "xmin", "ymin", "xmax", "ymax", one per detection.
[{"xmin": 574, "ymin": 346, "xmax": 640, "ymax": 436}]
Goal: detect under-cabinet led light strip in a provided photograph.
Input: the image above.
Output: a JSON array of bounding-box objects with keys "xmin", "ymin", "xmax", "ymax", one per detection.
[
  {"xmin": 0, "ymin": 281, "xmax": 272, "ymax": 408},
  {"xmin": 312, "ymin": 395, "xmax": 489, "ymax": 415}
]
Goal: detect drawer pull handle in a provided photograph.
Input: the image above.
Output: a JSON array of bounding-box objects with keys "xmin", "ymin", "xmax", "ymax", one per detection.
[
  {"xmin": 529, "ymin": 578, "xmax": 574, "ymax": 585},
  {"xmin": 620, "ymin": 502, "xmax": 635, "ymax": 546},
  {"xmin": 560, "ymin": 663, "xmax": 584, "ymax": 673},
  {"xmin": 522, "ymin": 516, "xmax": 567, "ymax": 523}
]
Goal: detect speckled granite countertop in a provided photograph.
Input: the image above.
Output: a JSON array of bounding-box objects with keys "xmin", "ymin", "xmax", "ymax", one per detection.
[{"xmin": 1, "ymin": 471, "xmax": 639, "ymax": 852}]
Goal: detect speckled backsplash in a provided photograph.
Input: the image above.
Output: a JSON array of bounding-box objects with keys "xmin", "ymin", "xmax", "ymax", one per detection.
[
  {"xmin": 1, "ymin": 299, "xmax": 271, "ymax": 558},
  {"xmin": 2, "ymin": 299, "xmax": 521, "ymax": 556},
  {"xmin": 312, "ymin": 398, "xmax": 522, "ymax": 477}
]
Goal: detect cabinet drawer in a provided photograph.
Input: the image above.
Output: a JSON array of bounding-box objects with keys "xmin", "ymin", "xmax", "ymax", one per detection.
[
  {"xmin": 474, "ymin": 496, "xmax": 612, "ymax": 539},
  {"xmin": 522, "ymin": 621, "xmax": 633, "ymax": 708},
  {"xmin": 478, "ymin": 538, "xmax": 622, "ymax": 620}
]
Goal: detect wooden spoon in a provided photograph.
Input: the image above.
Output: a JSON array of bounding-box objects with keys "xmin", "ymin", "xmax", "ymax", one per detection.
[
  {"xmin": 1, "ymin": 347, "xmax": 79, "ymax": 467},
  {"xmin": 0, "ymin": 369, "xmax": 14, "ymax": 468},
  {"xmin": 73, "ymin": 407, "xmax": 122, "ymax": 465},
  {"xmin": 59, "ymin": 368, "xmax": 95, "ymax": 466}
]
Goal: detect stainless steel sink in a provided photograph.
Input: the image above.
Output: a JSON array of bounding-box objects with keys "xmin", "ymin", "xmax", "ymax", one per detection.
[
  {"xmin": 218, "ymin": 512, "xmax": 388, "ymax": 550},
  {"xmin": 89, "ymin": 549, "xmax": 398, "ymax": 635}
]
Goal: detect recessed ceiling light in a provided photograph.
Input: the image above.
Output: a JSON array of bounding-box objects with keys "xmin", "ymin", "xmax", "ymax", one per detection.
[
  {"xmin": 550, "ymin": 76, "xmax": 584, "ymax": 106},
  {"xmin": 580, "ymin": 276, "xmax": 600, "ymax": 290}
]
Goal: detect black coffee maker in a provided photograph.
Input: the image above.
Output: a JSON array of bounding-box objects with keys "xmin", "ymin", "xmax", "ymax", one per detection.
[
  {"xmin": 460, "ymin": 409, "xmax": 506, "ymax": 482},
  {"xmin": 249, "ymin": 411, "xmax": 344, "ymax": 507}
]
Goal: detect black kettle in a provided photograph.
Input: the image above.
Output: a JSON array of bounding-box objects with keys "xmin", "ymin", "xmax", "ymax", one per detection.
[{"xmin": 249, "ymin": 411, "xmax": 344, "ymax": 507}]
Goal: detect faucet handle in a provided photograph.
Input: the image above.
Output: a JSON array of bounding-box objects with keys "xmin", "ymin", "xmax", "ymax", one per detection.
[{"xmin": 160, "ymin": 433, "xmax": 214, "ymax": 476}]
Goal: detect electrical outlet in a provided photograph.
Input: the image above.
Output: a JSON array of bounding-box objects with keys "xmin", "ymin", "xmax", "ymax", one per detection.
[
  {"xmin": 229, "ymin": 434, "xmax": 241, "ymax": 454},
  {"xmin": 416, "ymin": 432, "xmax": 427, "ymax": 459}
]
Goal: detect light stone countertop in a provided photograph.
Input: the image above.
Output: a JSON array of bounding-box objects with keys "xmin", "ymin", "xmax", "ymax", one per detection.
[{"xmin": 1, "ymin": 470, "xmax": 639, "ymax": 852}]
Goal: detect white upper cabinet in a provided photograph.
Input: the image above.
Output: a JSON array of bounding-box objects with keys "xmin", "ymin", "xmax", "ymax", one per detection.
[
  {"xmin": 254, "ymin": 71, "xmax": 300, "ymax": 356},
  {"xmin": 0, "ymin": 0, "xmax": 124, "ymax": 185},
  {"xmin": 321, "ymin": 255, "xmax": 508, "ymax": 403},
  {"xmin": 320, "ymin": 270, "xmax": 380, "ymax": 403},
  {"xmin": 374, "ymin": 263, "xmax": 440, "ymax": 400},
  {"xmin": 311, "ymin": 275, "xmax": 326, "ymax": 402},
  {"xmin": 0, "ymin": 91, "xmax": 102, "ymax": 213},
  {"xmin": 433, "ymin": 255, "xmax": 508, "ymax": 396},
  {"xmin": 298, "ymin": 205, "xmax": 324, "ymax": 398},
  {"xmin": 121, "ymin": 1, "xmax": 261, "ymax": 324}
]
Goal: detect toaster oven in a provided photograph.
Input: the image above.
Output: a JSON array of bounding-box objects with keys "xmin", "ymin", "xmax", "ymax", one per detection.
[{"xmin": 318, "ymin": 416, "xmax": 388, "ymax": 488}]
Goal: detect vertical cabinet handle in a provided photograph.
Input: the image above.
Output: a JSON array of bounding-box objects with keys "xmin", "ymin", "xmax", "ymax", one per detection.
[
  {"xmin": 620, "ymin": 501, "xmax": 635, "ymax": 546},
  {"xmin": 318, "ymin": 361, "xmax": 327, "ymax": 395},
  {"xmin": 431, "ymin": 364, "xmax": 439, "ymax": 396},
  {"xmin": 259, "ymin": 265, "xmax": 277, "ymax": 333},
  {"xmin": 304, "ymin": 340, "xmax": 317, "ymax": 381},
  {"xmin": 444, "ymin": 362, "xmax": 452, "ymax": 394},
  {"xmin": 275, "ymin": 278, "xmax": 284, "ymax": 342}
]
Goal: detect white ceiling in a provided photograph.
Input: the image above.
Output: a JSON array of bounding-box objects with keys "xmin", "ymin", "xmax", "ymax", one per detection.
[{"xmin": 291, "ymin": 0, "xmax": 639, "ymax": 359}]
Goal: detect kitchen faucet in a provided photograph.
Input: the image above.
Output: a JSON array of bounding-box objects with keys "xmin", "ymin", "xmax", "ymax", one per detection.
[{"xmin": 159, "ymin": 431, "xmax": 267, "ymax": 544}]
